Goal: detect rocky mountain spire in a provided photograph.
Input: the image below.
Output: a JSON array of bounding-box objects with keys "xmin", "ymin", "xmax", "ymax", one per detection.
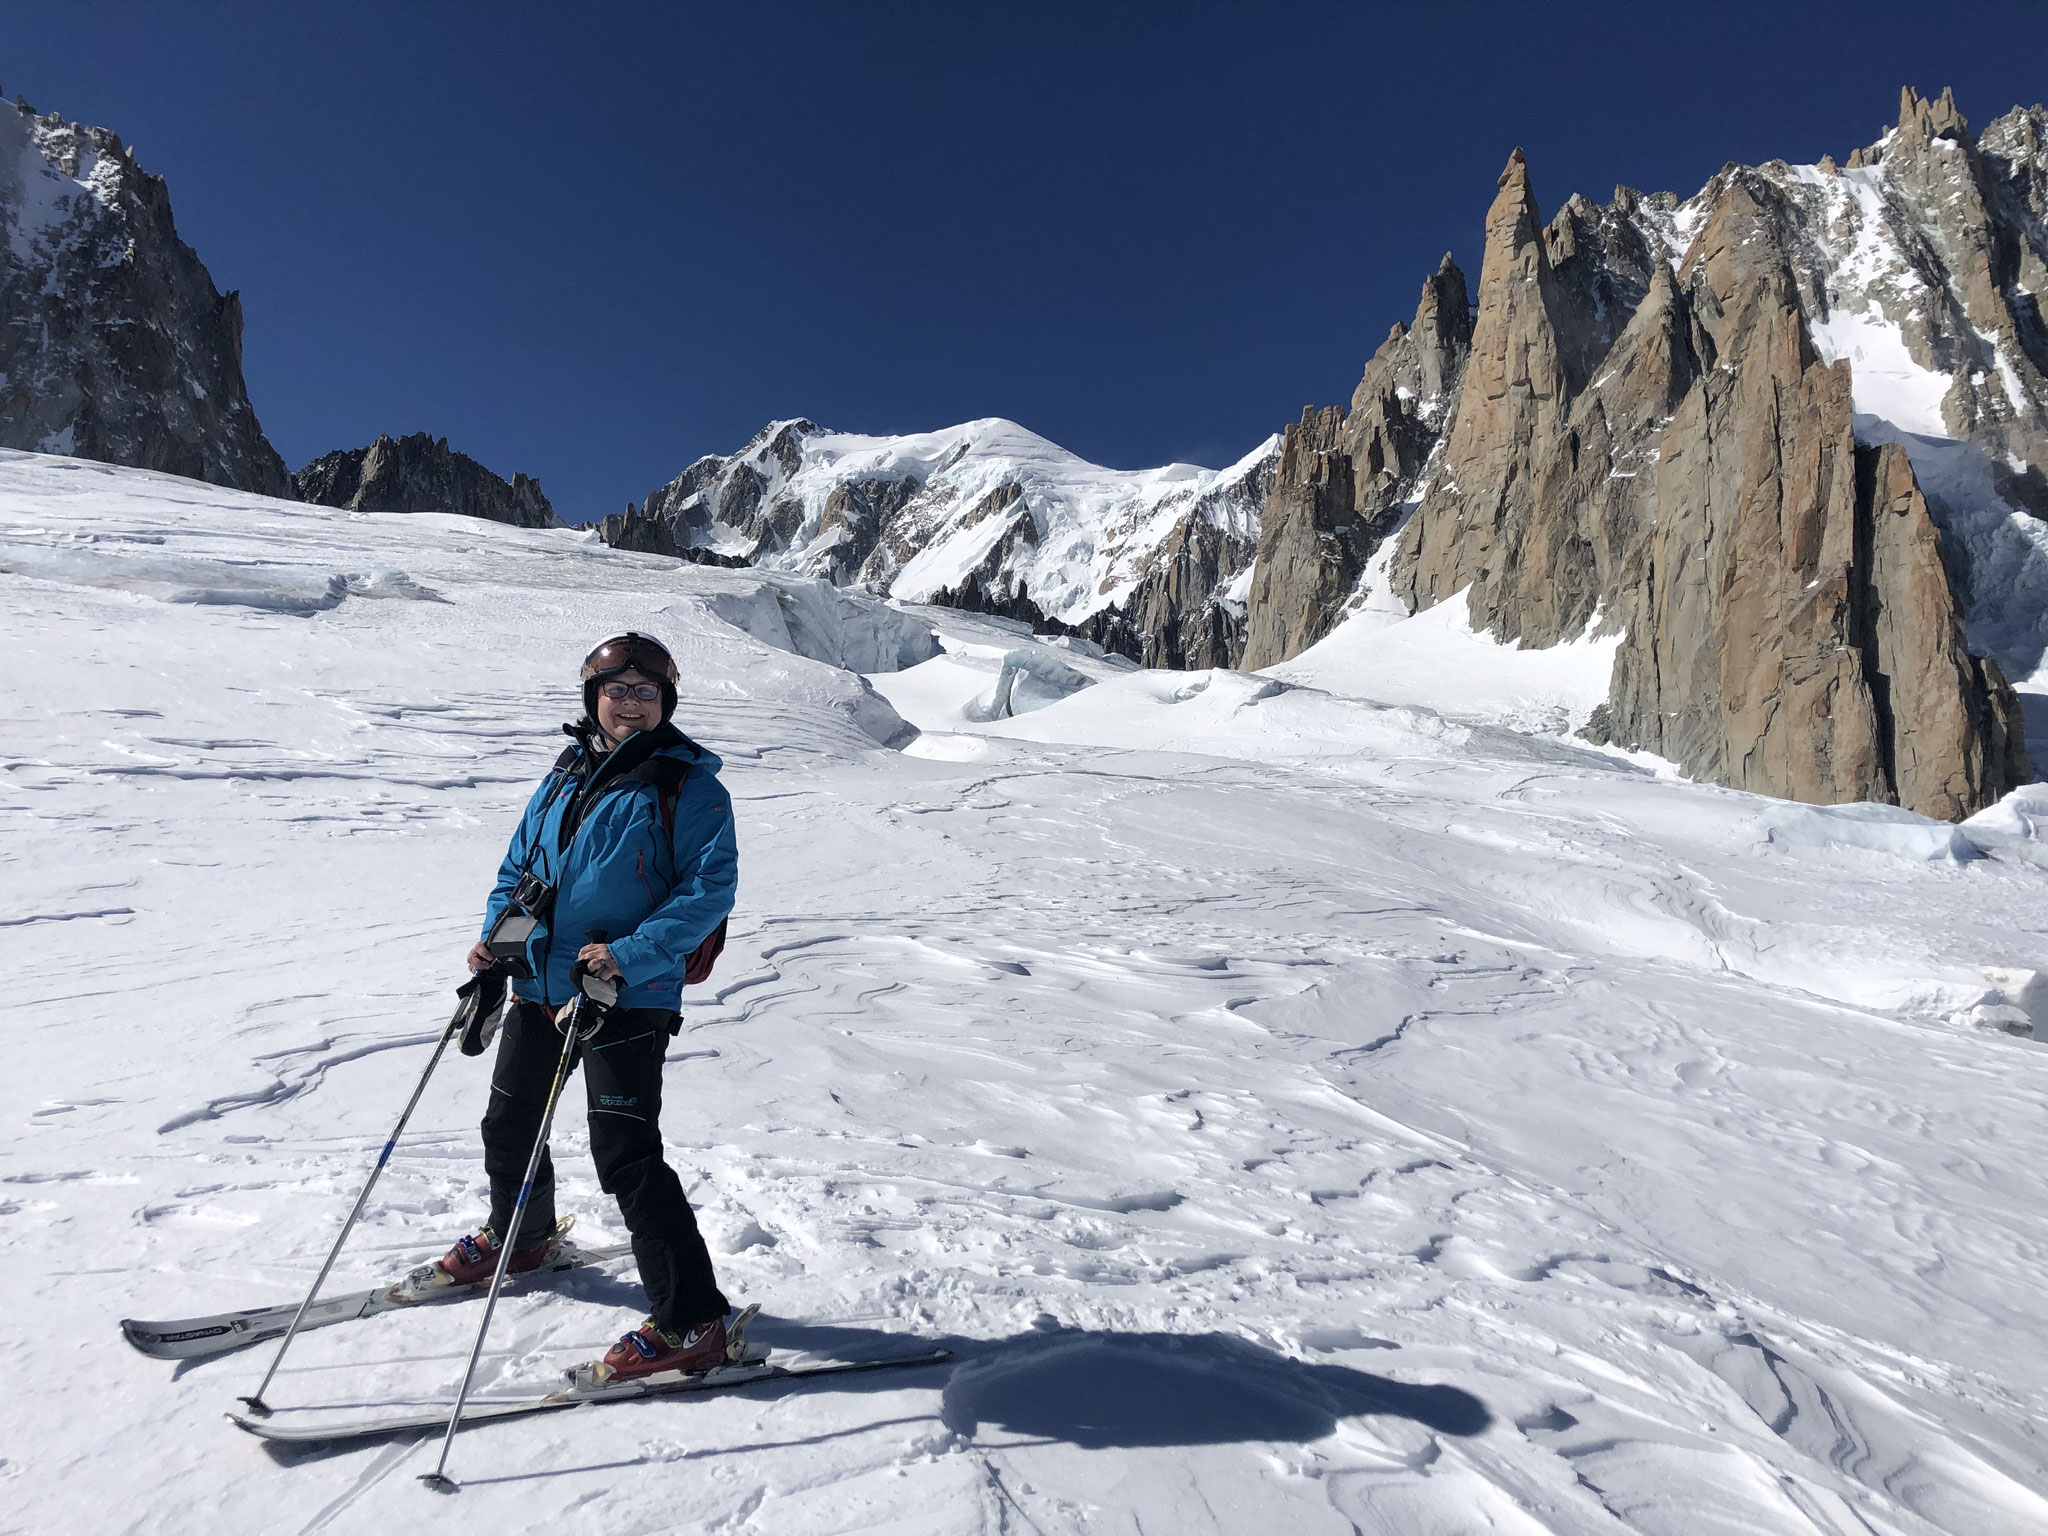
[
  {"xmin": 1585, "ymin": 210, "xmax": 2025, "ymax": 819},
  {"xmin": 0, "ymin": 98, "xmax": 292, "ymax": 496},
  {"xmin": 1390, "ymin": 148, "xmax": 1577, "ymax": 620},
  {"xmin": 1409, "ymin": 252, "xmax": 1471, "ymax": 401},
  {"xmin": 1897, "ymin": 85, "xmax": 1972, "ymax": 148},
  {"xmin": 1255, "ymin": 103, "xmax": 2039, "ymax": 820},
  {"xmin": 1237, "ymin": 255, "xmax": 1473, "ymax": 668}
]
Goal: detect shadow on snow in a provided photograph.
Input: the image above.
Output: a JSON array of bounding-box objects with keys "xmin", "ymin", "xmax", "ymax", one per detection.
[
  {"xmin": 761, "ymin": 1315, "xmax": 1493, "ymax": 1449},
  {"xmin": 253, "ymin": 1314, "xmax": 1491, "ymax": 1473}
]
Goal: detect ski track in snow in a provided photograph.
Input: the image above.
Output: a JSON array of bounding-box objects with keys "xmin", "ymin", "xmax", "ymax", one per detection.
[{"xmin": 5, "ymin": 450, "xmax": 2048, "ymax": 1532}]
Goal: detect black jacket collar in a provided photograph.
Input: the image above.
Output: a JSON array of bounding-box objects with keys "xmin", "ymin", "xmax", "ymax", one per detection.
[{"xmin": 556, "ymin": 722, "xmax": 690, "ymax": 847}]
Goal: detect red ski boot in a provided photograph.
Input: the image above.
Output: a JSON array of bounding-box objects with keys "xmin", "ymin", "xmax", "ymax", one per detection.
[
  {"xmin": 390, "ymin": 1220, "xmax": 564, "ymax": 1301},
  {"xmin": 602, "ymin": 1315, "xmax": 728, "ymax": 1381},
  {"xmin": 571, "ymin": 1304, "xmax": 762, "ymax": 1389}
]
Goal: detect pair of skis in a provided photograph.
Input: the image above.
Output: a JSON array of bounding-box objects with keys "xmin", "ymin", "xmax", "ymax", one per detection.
[
  {"xmin": 127, "ymin": 1235, "xmax": 950, "ymax": 1448},
  {"xmin": 231, "ymin": 1344, "xmax": 954, "ymax": 1446},
  {"xmin": 124, "ymin": 992, "xmax": 945, "ymax": 1475},
  {"xmin": 119, "ymin": 1226, "xmax": 633, "ymax": 1362}
]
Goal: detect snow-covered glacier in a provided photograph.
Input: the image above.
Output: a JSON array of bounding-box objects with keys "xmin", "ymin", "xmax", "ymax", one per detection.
[{"xmin": 6, "ymin": 449, "xmax": 2048, "ymax": 1533}]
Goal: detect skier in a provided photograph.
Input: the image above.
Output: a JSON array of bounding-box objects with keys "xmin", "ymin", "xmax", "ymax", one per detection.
[{"xmin": 428, "ymin": 632, "xmax": 740, "ymax": 1382}]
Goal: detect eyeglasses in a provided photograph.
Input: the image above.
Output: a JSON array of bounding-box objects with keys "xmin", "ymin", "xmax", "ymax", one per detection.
[{"xmin": 599, "ymin": 682, "xmax": 663, "ymax": 702}]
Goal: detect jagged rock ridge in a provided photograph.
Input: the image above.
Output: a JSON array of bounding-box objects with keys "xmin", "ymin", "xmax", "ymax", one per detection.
[
  {"xmin": 0, "ymin": 96, "xmax": 291, "ymax": 496},
  {"xmin": 602, "ymin": 418, "xmax": 1278, "ymax": 667},
  {"xmin": 295, "ymin": 434, "xmax": 556, "ymax": 528},
  {"xmin": 1242, "ymin": 255, "xmax": 1473, "ymax": 668},
  {"xmin": 1245, "ymin": 87, "xmax": 2046, "ymax": 819}
]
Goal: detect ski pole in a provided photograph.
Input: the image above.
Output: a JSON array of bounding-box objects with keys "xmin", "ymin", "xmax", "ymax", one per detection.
[
  {"xmin": 238, "ymin": 1005, "xmax": 465, "ymax": 1417},
  {"xmin": 421, "ymin": 935, "xmax": 609, "ymax": 1492}
]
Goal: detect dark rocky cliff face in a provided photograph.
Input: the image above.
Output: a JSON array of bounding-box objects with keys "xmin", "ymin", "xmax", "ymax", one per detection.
[
  {"xmin": 0, "ymin": 98, "xmax": 292, "ymax": 497},
  {"xmin": 1244, "ymin": 89, "xmax": 2045, "ymax": 820},
  {"xmin": 295, "ymin": 434, "xmax": 556, "ymax": 527}
]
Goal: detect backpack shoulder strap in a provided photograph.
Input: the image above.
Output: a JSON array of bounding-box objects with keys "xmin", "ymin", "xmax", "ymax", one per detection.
[{"xmin": 618, "ymin": 753, "xmax": 693, "ymax": 834}]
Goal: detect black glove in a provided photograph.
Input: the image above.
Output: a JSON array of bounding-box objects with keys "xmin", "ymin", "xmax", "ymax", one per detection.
[
  {"xmin": 454, "ymin": 969, "xmax": 509, "ymax": 1057},
  {"xmin": 553, "ymin": 947, "xmax": 617, "ymax": 1044},
  {"xmin": 556, "ymin": 929, "xmax": 616, "ymax": 1044}
]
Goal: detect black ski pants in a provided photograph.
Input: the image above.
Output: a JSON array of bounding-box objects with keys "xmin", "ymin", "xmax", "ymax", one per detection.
[{"xmin": 482, "ymin": 998, "xmax": 729, "ymax": 1331}]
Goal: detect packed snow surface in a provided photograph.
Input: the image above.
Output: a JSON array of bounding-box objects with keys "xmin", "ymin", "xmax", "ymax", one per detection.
[{"xmin": 8, "ymin": 450, "xmax": 2048, "ymax": 1533}]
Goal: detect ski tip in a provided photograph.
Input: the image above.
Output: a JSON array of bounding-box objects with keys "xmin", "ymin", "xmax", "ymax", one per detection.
[
  {"xmin": 120, "ymin": 1319, "xmax": 207, "ymax": 1359},
  {"xmin": 886, "ymin": 1347, "xmax": 953, "ymax": 1367}
]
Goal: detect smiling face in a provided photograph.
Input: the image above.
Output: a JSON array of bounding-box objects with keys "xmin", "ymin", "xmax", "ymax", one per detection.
[{"xmin": 595, "ymin": 668, "xmax": 661, "ymax": 746}]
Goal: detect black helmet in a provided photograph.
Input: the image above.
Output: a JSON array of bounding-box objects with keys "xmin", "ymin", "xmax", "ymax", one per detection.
[{"xmin": 581, "ymin": 632, "xmax": 679, "ymax": 724}]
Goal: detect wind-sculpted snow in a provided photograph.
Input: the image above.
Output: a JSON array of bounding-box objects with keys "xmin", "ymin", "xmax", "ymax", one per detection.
[
  {"xmin": 0, "ymin": 542, "xmax": 448, "ymax": 613},
  {"xmin": 6, "ymin": 451, "xmax": 2048, "ymax": 1531}
]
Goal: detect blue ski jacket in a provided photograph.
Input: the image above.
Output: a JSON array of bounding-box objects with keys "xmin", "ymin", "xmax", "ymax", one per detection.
[{"xmin": 480, "ymin": 722, "xmax": 738, "ymax": 1010}]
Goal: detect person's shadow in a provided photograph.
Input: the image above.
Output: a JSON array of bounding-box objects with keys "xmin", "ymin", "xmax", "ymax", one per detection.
[
  {"xmin": 250, "ymin": 1311, "xmax": 1492, "ymax": 1471},
  {"xmin": 751, "ymin": 1314, "xmax": 1491, "ymax": 1450}
]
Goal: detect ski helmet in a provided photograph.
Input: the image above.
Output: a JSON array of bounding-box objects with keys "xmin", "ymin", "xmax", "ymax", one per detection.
[{"xmin": 581, "ymin": 632, "xmax": 679, "ymax": 724}]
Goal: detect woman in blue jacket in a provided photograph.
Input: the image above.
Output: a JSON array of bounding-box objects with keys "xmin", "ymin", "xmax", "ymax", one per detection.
[{"xmin": 431, "ymin": 632, "xmax": 740, "ymax": 1382}]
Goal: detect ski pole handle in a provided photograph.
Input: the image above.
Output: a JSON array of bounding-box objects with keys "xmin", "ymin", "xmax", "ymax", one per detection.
[
  {"xmin": 560, "ymin": 930, "xmax": 613, "ymax": 1039},
  {"xmin": 576, "ymin": 930, "xmax": 619, "ymax": 1011}
]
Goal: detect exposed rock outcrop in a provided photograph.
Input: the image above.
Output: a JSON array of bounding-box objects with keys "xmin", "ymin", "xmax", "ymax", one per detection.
[
  {"xmin": 1241, "ymin": 255, "xmax": 1474, "ymax": 668},
  {"xmin": 1111, "ymin": 504, "xmax": 1260, "ymax": 669},
  {"xmin": 0, "ymin": 97, "xmax": 291, "ymax": 495},
  {"xmin": 604, "ymin": 504, "xmax": 750, "ymax": 566},
  {"xmin": 295, "ymin": 433, "xmax": 556, "ymax": 527},
  {"xmin": 1241, "ymin": 407, "xmax": 1359, "ymax": 668},
  {"xmin": 1248, "ymin": 89, "xmax": 2045, "ymax": 819}
]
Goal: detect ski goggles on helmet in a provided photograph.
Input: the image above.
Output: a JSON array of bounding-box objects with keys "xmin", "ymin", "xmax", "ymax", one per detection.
[{"xmin": 581, "ymin": 633, "xmax": 678, "ymax": 686}]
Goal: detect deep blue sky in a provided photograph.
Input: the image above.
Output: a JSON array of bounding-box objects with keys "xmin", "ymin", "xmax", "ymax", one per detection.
[{"xmin": 10, "ymin": 3, "xmax": 2048, "ymax": 521}]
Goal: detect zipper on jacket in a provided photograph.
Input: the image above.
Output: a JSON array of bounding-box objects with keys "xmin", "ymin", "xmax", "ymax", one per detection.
[{"xmin": 537, "ymin": 741, "xmax": 684, "ymax": 1006}]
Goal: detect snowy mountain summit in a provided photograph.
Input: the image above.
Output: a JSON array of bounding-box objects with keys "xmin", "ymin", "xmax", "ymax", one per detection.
[
  {"xmin": 5, "ymin": 80, "xmax": 2047, "ymax": 823},
  {"xmin": 604, "ymin": 417, "xmax": 1279, "ymax": 669},
  {"xmin": 605, "ymin": 88, "xmax": 2048, "ymax": 823}
]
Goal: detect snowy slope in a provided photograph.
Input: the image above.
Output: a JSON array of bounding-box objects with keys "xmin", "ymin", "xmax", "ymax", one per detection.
[{"xmin": 8, "ymin": 451, "xmax": 2048, "ymax": 1533}]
